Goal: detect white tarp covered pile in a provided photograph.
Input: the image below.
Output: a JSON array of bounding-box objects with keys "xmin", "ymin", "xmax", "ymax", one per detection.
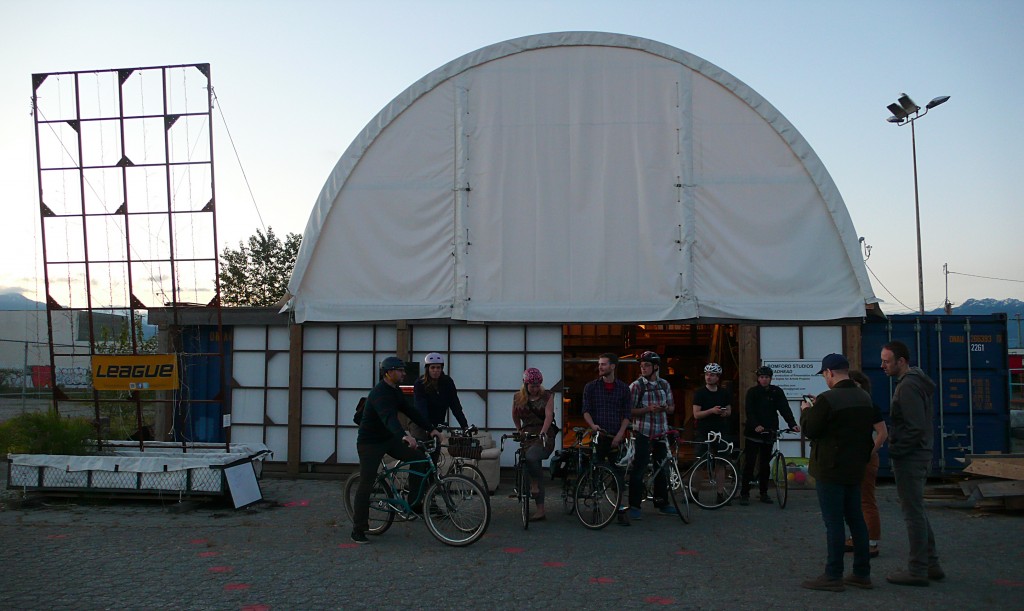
[{"xmin": 288, "ymin": 32, "xmax": 877, "ymax": 323}]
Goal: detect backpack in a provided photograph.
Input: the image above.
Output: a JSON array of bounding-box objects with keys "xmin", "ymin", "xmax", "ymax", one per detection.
[{"xmin": 353, "ymin": 397, "xmax": 367, "ymax": 425}]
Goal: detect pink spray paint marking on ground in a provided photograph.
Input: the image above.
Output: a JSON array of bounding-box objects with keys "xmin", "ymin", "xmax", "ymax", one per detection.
[
  {"xmin": 994, "ymin": 579, "xmax": 1024, "ymax": 587},
  {"xmin": 223, "ymin": 583, "xmax": 251, "ymax": 592},
  {"xmin": 675, "ymin": 549, "xmax": 699, "ymax": 556},
  {"xmin": 281, "ymin": 500, "xmax": 310, "ymax": 508},
  {"xmin": 589, "ymin": 577, "xmax": 616, "ymax": 584},
  {"xmin": 198, "ymin": 551, "xmax": 220, "ymax": 558},
  {"xmin": 241, "ymin": 605, "xmax": 270, "ymax": 611},
  {"xmin": 46, "ymin": 534, "xmax": 68, "ymax": 540},
  {"xmin": 644, "ymin": 596, "xmax": 676, "ymax": 605},
  {"xmin": 189, "ymin": 539, "xmax": 208, "ymax": 545},
  {"xmin": 208, "ymin": 566, "xmax": 233, "ymax": 573},
  {"xmin": 503, "ymin": 547, "xmax": 526, "ymax": 554},
  {"xmin": 337, "ymin": 543, "xmax": 361, "ymax": 549},
  {"xmin": 543, "ymin": 561, "xmax": 566, "ymax": 568}
]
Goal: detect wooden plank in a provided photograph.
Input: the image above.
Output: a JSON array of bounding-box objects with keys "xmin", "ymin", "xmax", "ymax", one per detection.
[
  {"xmin": 962, "ymin": 459, "xmax": 1024, "ymax": 481},
  {"xmin": 977, "ymin": 479, "xmax": 1024, "ymax": 498}
]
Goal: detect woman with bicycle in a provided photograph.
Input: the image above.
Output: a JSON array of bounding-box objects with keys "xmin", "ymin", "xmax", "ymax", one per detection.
[
  {"xmin": 627, "ymin": 351, "xmax": 679, "ymax": 519},
  {"xmin": 414, "ymin": 353, "xmax": 472, "ymax": 432},
  {"xmin": 739, "ymin": 365, "xmax": 799, "ymax": 505},
  {"xmin": 512, "ymin": 367, "xmax": 557, "ymax": 521}
]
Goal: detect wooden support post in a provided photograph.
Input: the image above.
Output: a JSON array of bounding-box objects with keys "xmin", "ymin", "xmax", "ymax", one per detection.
[
  {"xmin": 287, "ymin": 321, "xmax": 303, "ymax": 477},
  {"xmin": 845, "ymin": 323, "xmax": 862, "ymax": 371},
  {"xmin": 737, "ymin": 324, "xmax": 759, "ymax": 452}
]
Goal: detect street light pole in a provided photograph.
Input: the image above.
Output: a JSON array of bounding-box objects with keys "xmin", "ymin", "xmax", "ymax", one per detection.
[{"xmin": 886, "ymin": 93, "xmax": 950, "ymax": 315}]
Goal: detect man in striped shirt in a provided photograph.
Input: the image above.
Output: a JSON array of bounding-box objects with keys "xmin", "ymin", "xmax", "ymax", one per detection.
[{"xmin": 627, "ymin": 351, "xmax": 679, "ymax": 519}]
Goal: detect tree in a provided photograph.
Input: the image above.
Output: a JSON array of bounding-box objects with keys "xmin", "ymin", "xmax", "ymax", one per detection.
[{"xmin": 219, "ymin": 228, "xmax": 302, "ymax": 306}]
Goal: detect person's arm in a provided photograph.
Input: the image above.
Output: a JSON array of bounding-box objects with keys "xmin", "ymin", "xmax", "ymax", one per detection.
[
  {"xmin": 398, "ymin": 391, "xmax": 437, "ymax": 435},
  {"xmin": 444, "ymin": 377, "xmax": 470, "ymax": 429},
  {"xmin": 540, "ymin": 392, "xmax": 555, "ymax": 437},
  {"xmin": 412, "ymin": 380, "xmax": 430, "ymax": 422},
  {"xmin": 511, "ymin": 399, "xmax": 523, "ymax": 432},
  {"xmin": 799, "ymin": 395, "xmax": 828, "ymax": 439},
  {"xmin": 776, "ymin": 388, "xmax": 799, "ymax": 431},
  {"xmin": 582, "ymin": 383, "xmax": 600, "ymax": 431},
  {"xmin": 629, "ymin": 382, "xmax": 647, "ymax": 419},
  {"xmin": 893, "ymin": 383, "xmax": 929, "ymax": 449},
  {"xmin": 663, "ymin": 380, "xmax": 675, "ymax": 415}
]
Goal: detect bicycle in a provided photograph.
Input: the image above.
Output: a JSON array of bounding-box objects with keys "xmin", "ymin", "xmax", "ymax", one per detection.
[
  {"xmin": 681, "ymin": 431, "xmax": 739, "ymax": 510},
  {"xmin": 572, "ymin": 429, "xmax": 623, "ymax": 530},
  {"xmin": 636, "ymin": 427, "xmax": 691, "ymax": 524},
  {"xmin": 435, "ymin": 424, "xmax": 489, "ymax": 492},
  {"xmin": 343, "ymin": 438, "xmax": 491, "ymax": 546},
  {"xmin": 550, "ymin": 426, "xmax": 591, "ymax": 516},
  {"xmin": 739, "ymin": 427, "xmax": 797, "ymax": 508},
  {"xmin": 500, "ymin": 431, "xmax": 540, "ymax": 530}
]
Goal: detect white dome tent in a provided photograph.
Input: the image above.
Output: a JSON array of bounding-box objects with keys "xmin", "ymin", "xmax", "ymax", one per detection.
[{"xmin": 287, "ymin": 31, "xmax": 877, "ymax": 323}]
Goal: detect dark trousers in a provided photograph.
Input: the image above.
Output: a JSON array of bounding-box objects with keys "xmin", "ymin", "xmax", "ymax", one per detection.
[
  {"xmin": 594, "ymin": 434, "xmax": 625, "ymax": 510},
  {"xmin": 741, "ymin": 438, "xmax": 772, "ymax": 496},
  {"xmin": 892, "ymin": 457, "xmax": 940, "ymax": 577},
  {"xmin": 815, "ymin": 479, "xmax": 871, "ymax": 579},
  {"xmin": 629, "ymin": 434, "xmax": 668, "ymax": 509},
  {"xmin": 352, "ymin": 438, "xmax": 427, "ymax": 533}
]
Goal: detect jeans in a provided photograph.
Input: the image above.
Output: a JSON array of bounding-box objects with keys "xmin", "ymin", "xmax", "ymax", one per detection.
[
  {"xmin": 523, "ymin": 437, "xmax": 554, "ymax": 505},
  {"xmin": 815, "ymin": 479, "xmax": 871, "ymax": 579},
  {"xmin": 891, "ymin": 457, "xmax": 939, "ymax": 577},
  {"xmin": 740, "ymin": 438, "xmax": 771, "ymax": 496},
  {"xmin": 629, "ymin": 434, "xmax": 668, "ymax": 509},
  {"xmin": 352, "ymin": 438, "xmax": 426, "ymax": 533}
]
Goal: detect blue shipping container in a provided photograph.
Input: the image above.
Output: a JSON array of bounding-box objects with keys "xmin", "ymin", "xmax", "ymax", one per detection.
[
  {"xmin": 174, "ymin": 326, "xmax": 232, "ymax": 443},
  {"xmin": 861, "ymin": 314, "xmax": 1009, "ymax": 475}
]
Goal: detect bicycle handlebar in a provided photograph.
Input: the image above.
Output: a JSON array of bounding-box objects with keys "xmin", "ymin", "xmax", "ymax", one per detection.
[{"xmin": 436, "ymin": 424, "xmax": 478, "ymax": 436}]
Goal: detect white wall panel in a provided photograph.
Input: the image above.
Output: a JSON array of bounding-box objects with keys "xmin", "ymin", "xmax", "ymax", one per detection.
[
  {"xmin": 451, "ymin": 326, "xmax": 485, "ymax": 351},
  {"xmin": 303, "ymin": 325, "xmax": 337, "ymax": 350},
  {"xmin": 527, "ymin": 326, "xmax": 562, "ymax": 350},
  {"xmin": 268, "ymin": 326, "xmax": 290, "ymax": 350},
  {"xmin": 488, "ymin": 326, "xmax": 524, "ymax": 351},
  {"xmin": 803, "ymin": 326, "xmax": 843, "ymax": 360},
  {"xmin": 267, "ymin": 389, "xmax": 288, "ymax": 425},
  {"xmin": 339, "ymin": 352, "xmax": 374, "ymax": 388},
  {"xmin": 412, "ymin": 325, "xmax": 449, "ymax": 351},
  {"xmin": 760, "ymin": 327, "xmax": 800, "ymax": 360},
  {"xmin": 231, "ymin": 388, "xmax": 265, "ymax": 424},
  {"xmin": 302, "ymin": 389, "xmax": 336, "ymax": 426},
  {"xmin": 488, "ymin": 353, "xmax": 524, "ymax": 390},
  {"xmin": 267, "ymin": 352, "xmax": 289, "ymax": 387},
  {"xmin": 339, "ymin": 326, "xmax": 374, "ymax": 350},
  {"xmin": 450, "ymin": 353, "xmax": 486, "ymax": 388},
  {"xmin": 233, "ymin": 326, "xmax": 266, "ymax": 350},
  {"xmin": 233, "ymin": 352, "xmax": 266, "ymax": 386},
  {"xmin": 302, "ymin": 352, "xmax": 335, "ymax": 387},
  {"xmin": 300, "ymin": 427, "xmax": 335, "ymax": 462}
]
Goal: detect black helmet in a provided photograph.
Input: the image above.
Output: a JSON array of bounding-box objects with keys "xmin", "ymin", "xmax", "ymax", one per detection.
[
  {"xmin": 756, "ymin": 366, "xmax": 773, "ymax": 377},
  {"xmin": 639, "ymin": 351, "xmax": 660, "ymax": 364},
  {"xmin": 380, "ymin": 356, "xmax": 405, "ymax": 373}
]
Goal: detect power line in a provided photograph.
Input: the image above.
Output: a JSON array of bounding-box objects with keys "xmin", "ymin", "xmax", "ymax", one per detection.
[
  {"xmin": 864, "ymin": 263, "xmax": 916, "ymax": 312},
  {"xmin": 946, "ymin": 270, "xmax": 1024, "ymax": 284},
  {"xmin": 210, "ymin": 86, "xmax": 266, "ymax": 233}
]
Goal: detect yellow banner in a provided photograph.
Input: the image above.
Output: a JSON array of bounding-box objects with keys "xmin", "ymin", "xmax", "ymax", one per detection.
[{"xmin": 92, "ymin": 354, "xmax": 179, "ymax": 391}]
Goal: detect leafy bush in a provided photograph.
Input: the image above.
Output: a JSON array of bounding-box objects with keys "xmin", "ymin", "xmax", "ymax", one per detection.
[{"xmin": 0, "ymin": 411, "xmax": 96, "ymax": 455}]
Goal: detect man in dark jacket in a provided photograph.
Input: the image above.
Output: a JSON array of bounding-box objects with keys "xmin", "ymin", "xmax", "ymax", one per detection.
[
  {"xmin": 799, "ymin": 354, "xmax": 875, "ymax": 592},
  {"xmin": 881, "ymin": 340, "xmax": 943, "ymax": 586},
  {"xmin": 351, "ymin": 356, "xmax": 440, "ymax": 544},
  {"xmin": 739, "ymin": 366, "xmax": 800, "ymax": 505}
]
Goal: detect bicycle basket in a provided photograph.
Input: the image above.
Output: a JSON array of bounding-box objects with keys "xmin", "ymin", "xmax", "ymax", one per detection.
[
  {"xmin": 446, "ymin": 436, "xmax": 482, "ymax": 459},
  {"xmin": 549, "ymin": 447, "xmax": 581, "ymax": 480}
]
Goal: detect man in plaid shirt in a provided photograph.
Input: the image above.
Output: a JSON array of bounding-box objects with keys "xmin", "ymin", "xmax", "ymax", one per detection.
[
  {"xmin": 582, "ymin": 352, "xmax": 632, "ymax": 525},
  {"xmin": 626, "ymin": 351, "xmax": 679, "ymax": 519}
]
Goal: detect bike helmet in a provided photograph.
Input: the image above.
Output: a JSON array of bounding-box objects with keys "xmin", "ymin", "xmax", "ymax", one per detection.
[
  {"xmin": 379, "ymin": 356, "xmax": 405, "ymax": 373},
  {"xmin": 704, "ymin": 362, "xmax": 723, "ymax": 375},
  {"xmin": 639, "ymin": 351, "xmax": 660, "ymax": 364},
  {"xmin": 523, "ymin": 367, "xmax": 544, "ymax": 385},
  {"xmin": 756, "ymin": 366, "xmax": 773, "ymax": 377},
  {"xmin": 423, "ymin": 352, "xmax": 445, "ymax": 366}
]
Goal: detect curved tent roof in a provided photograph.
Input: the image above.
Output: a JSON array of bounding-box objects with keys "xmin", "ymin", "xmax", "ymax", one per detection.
[{"xmin": 288, "ymin": 31, "xmax": 877, "ymax": 323}]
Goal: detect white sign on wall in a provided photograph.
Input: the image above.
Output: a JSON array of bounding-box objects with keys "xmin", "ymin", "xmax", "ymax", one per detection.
[{"xmin": 763, "ymin": 360, "xmax": 829, "ymax": 400}]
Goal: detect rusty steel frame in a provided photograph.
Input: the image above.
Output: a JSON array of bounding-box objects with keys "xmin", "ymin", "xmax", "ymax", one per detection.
[{"xmin": 31, "ymin": 63, "xmax": 228, "ymax": 451}]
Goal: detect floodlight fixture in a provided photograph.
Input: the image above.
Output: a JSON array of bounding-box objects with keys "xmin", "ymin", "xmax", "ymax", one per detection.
[
  {"xmin": 898, "ymin": 93, "xmax": 920, "ymax": 115},
  {"xmin": 887, "ymin": 103, "xmax": 908, "ymax": 121},
  {"xmin": 926, "ymin": 95, "xmax": 951, "ymax": 109}
]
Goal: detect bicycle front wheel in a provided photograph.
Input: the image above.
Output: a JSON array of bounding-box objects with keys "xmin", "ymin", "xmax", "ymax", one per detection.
[
  {"xmin": 667, "ymin": 463, "xmax": 691, "ymax": 524},
  {"xmin": 772, "ymin": 451, "xmax": 789, "ymax": 508},
  {"xmin": 424, "ymin": 475, "xmax": 491, "ymax": 546},
  {"xmin": 561, "ymin": 477, "xmax": 576, "ymax": 514},
  {"xmin": 687, "ymin": 456, "xmax": 739, "ymax": 510},
  {"xmin": 574, "ymin": 464, "xmax": 620, "ymax": 530},
  {"xmin": 343, "ymin": 472, "xmax": 396, "ymax": 535},
  {"xmin": 518, "ymin": 462, "xmax": 530, "ymax": 530}
]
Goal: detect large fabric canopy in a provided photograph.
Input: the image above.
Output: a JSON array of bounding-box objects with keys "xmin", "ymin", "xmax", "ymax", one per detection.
[{"xmin": 288, "ymin": 31, "xmax": 877, "ymax": 323}]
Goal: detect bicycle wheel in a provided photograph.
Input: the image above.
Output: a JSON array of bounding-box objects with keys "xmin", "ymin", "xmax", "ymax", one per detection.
[
  {"xmin": 574, "ymin": 464, "xmax": 620, "ymax": 530},
  {"xmin": 667, "ymin": 463, "xmax": 691, "ymax": 524},
  {"xmin": 343, "ymin": 472, "xmax": 396, "ymax": 535},
  {"xmin": 453, "ymin": 462, "xmax": 489, "ymax": 495},
  {"xmin": 561, "ymin": 477, "xmax": 576, "ymax": 514},
  {"xmin": 772, "ymin": 451, "xmax": 789, "ymax": 508},
  {"xmin": 687, "ymin": 456, "xmax": 739, "ymax": 510},
  {"xmin": 423, "ymin": 475, "xmax": 491, "ymax": 547},
  {"xmin": 520, "ymin": 464, "xmax": 530, "ymax": 530}
]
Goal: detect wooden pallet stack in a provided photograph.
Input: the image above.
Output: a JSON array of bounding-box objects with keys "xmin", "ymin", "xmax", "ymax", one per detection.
[{"xmin": 958, "ymin": 454, "xmax": 1024, "ymax": 511}]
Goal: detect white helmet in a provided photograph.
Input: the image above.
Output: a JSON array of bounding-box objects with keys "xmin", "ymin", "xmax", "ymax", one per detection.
[
  {"xmin": 424, "ymin": 352, "xmax": 445, "ymax": 366},
  {"xmin": 704, "ymin": 362, "xmax": 723, "ymax": 375}
]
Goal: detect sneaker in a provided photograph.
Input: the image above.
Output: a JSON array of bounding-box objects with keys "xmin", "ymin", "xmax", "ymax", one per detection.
[
  {"xmin": 843, "ymin": 574, "xmax": 873, "ymax": 589},
  {"xmin": 350, "ymin": 530, "xmax": 369, "ymax": 544},
  {"xmin": 628, "ymin": 507, "xmax": 643, "ymax": 521},
  {"xmin": 928, "ymin": 565, "xmax": 946, "ymax": 581},
  {"xmin": 801, "ymin": 574, "xmax": 845, "ymax": 592},
  {"xmin": 886, "ymin": 570, "xmax": 929, "ymax": 587},
  {"xmin": 617, "ymin": 510, "xmax": 631, "ymax": 526},
  {"xmin": 869, "ymin": 545, "xmax": 879, "ymax": 558},
  {"xmin": 759, "ymin": 494, "xmax": 774, "ymax": 504},
  {"xmin": 738, "ymin": 495, "xmax": 750, "ymax": 506},
  {"xmin": 658, "ymin": 505, "xmax": 679, "ymax": 516}
]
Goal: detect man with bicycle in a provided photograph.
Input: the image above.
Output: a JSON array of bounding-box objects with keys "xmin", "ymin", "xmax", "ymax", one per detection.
[
  {"xmin": 627, "ymin": 351, "xmax": 679, "ymax": 519},
  {"xmin": 351, "ymin": 356, "xmax": 442, "ymax": 544},
  {"xmin": 739, "ymin": 365, "xmax": 799, "ymax": 506},
  {"xmin": 582, "ymin": 352, "xmax": 633, "ymax": 526}
]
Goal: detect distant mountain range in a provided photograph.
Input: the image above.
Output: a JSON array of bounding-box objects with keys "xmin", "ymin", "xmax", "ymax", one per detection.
[{"xmin": 0, "ymin": 293, "xmax": 44, "ymax": 310}]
